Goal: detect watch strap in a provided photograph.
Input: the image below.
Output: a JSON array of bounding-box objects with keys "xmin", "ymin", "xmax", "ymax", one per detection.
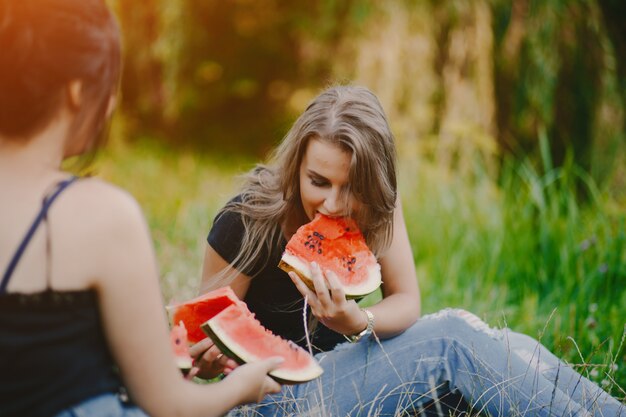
[{"xmin": 344, "ymin": 308, "xmax": 374, "ymax": 343}]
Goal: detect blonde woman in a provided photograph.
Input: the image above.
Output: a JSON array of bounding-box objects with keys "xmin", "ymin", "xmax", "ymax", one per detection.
[
  {"xmin": 194, "ymin": 85, "xmax": 624, "ymax": 416},
  {"xmin": 0, "ymin": 1, "xmax": 282, "ymax": 416}
]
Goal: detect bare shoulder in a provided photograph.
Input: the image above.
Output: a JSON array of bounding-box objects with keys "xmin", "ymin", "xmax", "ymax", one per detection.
[
  {"xmin": 50, "ymin": 177, "xmax": 155, "ymax": 288},
  {"xmin": 54, "ymin": 177, "xmax": 146, "ymax": 231}
]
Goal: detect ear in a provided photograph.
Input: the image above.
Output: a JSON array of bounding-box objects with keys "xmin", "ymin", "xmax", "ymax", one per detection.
[{"xmin": 66, "ymin": 80, "xmax": 83, "ymax": 110}]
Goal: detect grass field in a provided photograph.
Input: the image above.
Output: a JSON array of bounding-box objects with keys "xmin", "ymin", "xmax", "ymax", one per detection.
[{"xmin": 94, "ymin": 137, "xmax": 626, "ymax": 401}]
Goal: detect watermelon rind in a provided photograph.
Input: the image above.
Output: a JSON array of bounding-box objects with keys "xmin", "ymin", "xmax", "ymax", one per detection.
[
  {"xmin": 279, "ymin": 253, "xmax": 382, "ymax": 299},
  {"xmin": 175, "ymin": 356, "xmax": 193, "ymax": 373},
  {"xmin": 200, "ymin": 319, "xmax": 323, "ymax": 385}
]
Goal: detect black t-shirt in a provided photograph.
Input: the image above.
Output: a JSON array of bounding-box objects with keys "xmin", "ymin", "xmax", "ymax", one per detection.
[{"xmin": 207, "ymin": 199, "xmax": 345, "ymax": 353}]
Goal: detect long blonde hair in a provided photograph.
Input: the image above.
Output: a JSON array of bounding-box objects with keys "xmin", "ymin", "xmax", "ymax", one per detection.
[{"xmin": 209, "ymin": 85, "xmax": 398, "ymax": 287}]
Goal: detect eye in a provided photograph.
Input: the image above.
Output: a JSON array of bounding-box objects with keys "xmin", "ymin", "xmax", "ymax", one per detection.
[{"xmin": 310, "ymin": 176, "xmax": 329, "ymax": 187}]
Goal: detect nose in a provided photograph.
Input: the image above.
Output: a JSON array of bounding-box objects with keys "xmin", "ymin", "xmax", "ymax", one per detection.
[{"xmin": 323, "ymin": 189, "xmax": 343, "ymax": 216}]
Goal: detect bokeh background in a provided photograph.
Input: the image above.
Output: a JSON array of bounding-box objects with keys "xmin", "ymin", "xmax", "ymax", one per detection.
[{"xmin": 99, "ymin": 0, "xmax": 625, "ymax": 394}]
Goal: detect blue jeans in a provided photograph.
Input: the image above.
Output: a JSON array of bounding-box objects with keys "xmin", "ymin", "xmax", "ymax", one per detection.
[
  {"xmin": 53, "ymin": 393, "xmax": 149, "ymax": 417},
  {"xmin": 231, "ymin": 309, "xmax": 625, "ymax": 417}
]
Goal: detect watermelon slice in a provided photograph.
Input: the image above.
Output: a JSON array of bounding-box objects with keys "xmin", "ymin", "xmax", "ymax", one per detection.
[
  {"xmin": 201, "ymin": 303, "xmax": 323, "ymax": 384},
  {"xmin": 166, "ymin": 286, "xmax": 240, "ymax": 344},
  {"xmin": 170, "ymin": 322, "xmax": 193, "ymax": 373},
  {"xmin": 279, "ymin": 213, "xmax": 382, "ymax": 298},
  {"xmin": 167, "ymin": 286, "xmax": 323, "ymax": 384}
]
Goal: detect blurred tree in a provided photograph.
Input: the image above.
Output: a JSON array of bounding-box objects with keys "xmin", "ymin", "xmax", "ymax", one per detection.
[
  {"xmin": 110, "ymin": 0, "xmax": 624, "ymax": 179},
  {"xmin": 491, "ymin": 0, "xmax": 623, "ymax": 175},
  {"xmin": 597, "ymin": 0, "xmax": 626, "ymax": 121},
  {"xmin": 114, "ymin": 0, "xmax": 167, "ymax": 133},
  {"xmin": 112, "ymin": 0, "xmax": 372, "ymax": 155}
]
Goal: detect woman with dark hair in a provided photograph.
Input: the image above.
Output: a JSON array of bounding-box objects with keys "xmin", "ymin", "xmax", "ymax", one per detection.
[
  {"xmin": 0, "ymin": 1, "xmax": 282, "ymax": 416},
  {"xmin": 194, "ymin": 85, "xmax": 625, "ymax": 416}
]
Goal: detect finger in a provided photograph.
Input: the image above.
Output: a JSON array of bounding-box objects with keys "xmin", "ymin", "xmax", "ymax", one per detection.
[
  {"xmin": 265, "ymin": 376, "xmax": 282, "ymax": 395},
  {"xmin": 325, "ymin": 269, "xmax": 347, "ymax": 304},
  {"xmin": 188, "ymin": 337, "xmax": 214, "ymax": 358},
  {"xmin": 223, "ymin": 358, "xmax": 238, "ymax": 370},
  {"xmin": 217, "ymin": 352, "xmax": 233, "ymax": 368},
  {"xmin": 262, "ymin": 356, "xmax": 285, "ymax": 372},
  {"xmin": 186, "ymin": 366, "xmax": 200, "ymax": 380},
  {"xmin": 201, "ymin": 344, "xmax": 223, "ymax": 364},
  {"xmin": 310, "ymin": 262, "xmax": 331, "ymax": 307}
]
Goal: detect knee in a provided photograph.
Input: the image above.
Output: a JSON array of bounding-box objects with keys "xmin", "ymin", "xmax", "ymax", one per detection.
[{"xmin": 419, "ymin": 308, "xmax": 502, "ymax": 341}]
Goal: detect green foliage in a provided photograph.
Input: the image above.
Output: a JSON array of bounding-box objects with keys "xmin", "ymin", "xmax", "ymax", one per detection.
[
  {"xmin": 401, "ymin": 136, "xmax": 625, "ymax": 395},
  {"xmin": 96, "ymin": 138, "xmax": 254, "ymax": 301},
  {"xmin": 110, "ymin": 0, "xmax": 375, "ymax": 154},
  {"xmin": 490, "ymin": 0, "xmax": 624, "ymax": 176}
]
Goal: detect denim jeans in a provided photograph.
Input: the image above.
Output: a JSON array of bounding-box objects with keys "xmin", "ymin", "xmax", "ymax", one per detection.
[
  {"xmin": 53, "ymin": 393, "xmax": 149, "ymax": 417},
  {"xmin": 231, "ymin": 308, "xmax": 625, "ymax": 417}
]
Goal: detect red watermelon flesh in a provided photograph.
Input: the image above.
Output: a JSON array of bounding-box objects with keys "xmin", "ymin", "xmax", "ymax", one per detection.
[
  {"xmin": 280, "ymin": 213, "xmax": 381, "ymax": 298},
  {"xmin": 167, "ymin": 286, "xmax": 240, "ymax": 344},
  {"xmin": 167, "ymin": 286, "xmax": 323, "ymax": 384},
  {"xmin": 201, "ymin": 303, "xmax": 323, "ymax": 384}
]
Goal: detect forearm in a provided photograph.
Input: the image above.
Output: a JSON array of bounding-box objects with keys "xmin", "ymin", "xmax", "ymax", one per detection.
[
  {"xmin": 366, "ymin": 292, "xmax": 421, "ymax": 339},
  {"xmin": 184, "ymin": 379, "xmax": 247, "ymax": 417},
  {"xmin": 137, "ymin": 377, "xmax": 244, "ymax": 417}
]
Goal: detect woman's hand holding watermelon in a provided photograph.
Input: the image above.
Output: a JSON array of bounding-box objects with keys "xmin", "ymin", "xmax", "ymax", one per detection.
[
  {"xmin": 188, "ymin": 337, "xmax": 239, "ymax": 379},
  {"xmin": 288, "ymin": 262, "xmax": 368, "ymax": 337},
  {"xmin": 223, "ymin": 357, "xmax": 284, "ymax": 403}
]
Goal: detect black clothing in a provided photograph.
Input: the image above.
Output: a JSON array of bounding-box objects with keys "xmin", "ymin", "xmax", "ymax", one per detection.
[
  {"xmin": 0, "ymin": 177, "xmax": 121, "ymax": 417},
  {"xmin": 207, "ymin": 198, "xmax": 345, "ymax": 353},
  {"xmin": 0, "ymin": 290, "xmax": 122, "ymax": 417}
]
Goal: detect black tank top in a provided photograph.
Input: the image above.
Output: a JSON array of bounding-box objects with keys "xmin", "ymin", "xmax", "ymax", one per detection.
[{"xmin": 0, "ymin": 177, "xmax": 121, "ymax": 417}]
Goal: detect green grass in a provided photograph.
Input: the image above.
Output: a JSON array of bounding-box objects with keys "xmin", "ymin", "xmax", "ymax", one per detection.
[
  {"xmin": 402, "ymin": 155, "xmax": 626, "ymax": 399},
  {"xmin": 94, "ymin": 137, "xmax": 625, "ymax": 401},
  {"xmin": 95, "ymin": 137, "xmax": 255, "ymax": 303}
]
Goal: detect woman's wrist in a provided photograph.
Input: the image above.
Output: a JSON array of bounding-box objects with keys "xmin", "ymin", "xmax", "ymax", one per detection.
[{"xmin": 344, "ymin": 308, "xmax": 374, "ymax": 343}]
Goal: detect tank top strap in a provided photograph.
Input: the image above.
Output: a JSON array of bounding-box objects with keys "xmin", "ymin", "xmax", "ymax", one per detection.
[{"xmin": 0, "ymin": 176, "xmax": 79, "ymax": 294}]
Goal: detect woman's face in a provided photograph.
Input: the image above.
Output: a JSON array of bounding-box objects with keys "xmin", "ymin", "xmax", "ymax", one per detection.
[{"xmin": 299, "ymin": 138, "xmax": 361, "ymax": 221}]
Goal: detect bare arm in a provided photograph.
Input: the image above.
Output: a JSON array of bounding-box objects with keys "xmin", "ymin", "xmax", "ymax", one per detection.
[
  {"xmin": 79, "ymin": 182, "xmax": 280, "ymax": 417},
  {"xmin": 200, "ymin": 244, "xmax": 252, "ymax": 300},
  {"xmin": 366, "ymin": 196, "xmax": 421, "ymax": 337}
]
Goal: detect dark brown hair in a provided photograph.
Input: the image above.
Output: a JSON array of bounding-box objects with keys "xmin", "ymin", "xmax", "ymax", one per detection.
[{"xmin": 0, "ymin": 0, "xmax": 121, "ymax": 147}]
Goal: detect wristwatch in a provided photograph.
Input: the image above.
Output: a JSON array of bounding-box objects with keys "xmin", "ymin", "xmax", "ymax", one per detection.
[{"xmin": 344, "ymin": 308, "xmax": 374, "ymax": 343}]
